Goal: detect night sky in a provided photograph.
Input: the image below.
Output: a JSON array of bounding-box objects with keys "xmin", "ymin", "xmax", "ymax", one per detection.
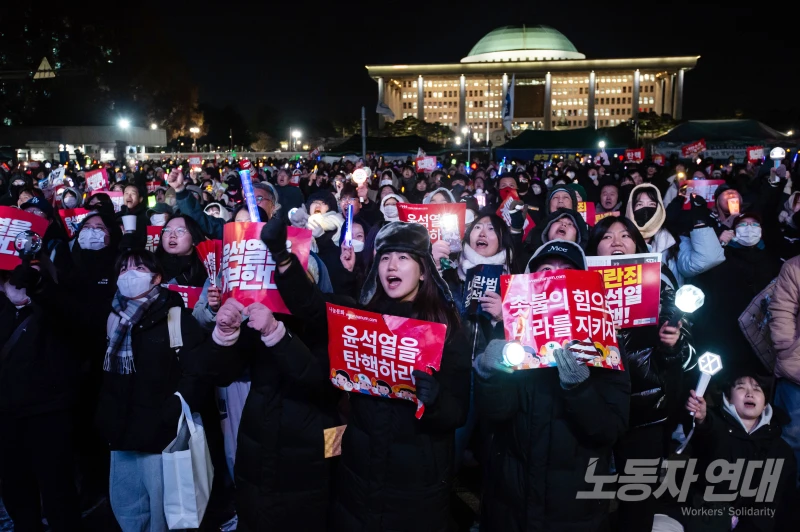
[{"xmin": 142, "ymin": 2, "xmax": 800, "ymax": 129}]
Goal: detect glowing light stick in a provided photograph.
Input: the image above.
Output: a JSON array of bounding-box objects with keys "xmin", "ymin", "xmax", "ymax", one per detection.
[
  {"xmin": 670, "ymin": 284, "xmax": 704, "ymax": 327},
  {"xmin": 503, "ymin": 342, "xmax": 525, "ymax": 366}
]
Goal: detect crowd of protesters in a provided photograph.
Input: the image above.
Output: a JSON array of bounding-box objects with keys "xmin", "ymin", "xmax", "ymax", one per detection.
[{"xmin": 0, "ymin": 150, "xmax": 799, "ymax": 532}]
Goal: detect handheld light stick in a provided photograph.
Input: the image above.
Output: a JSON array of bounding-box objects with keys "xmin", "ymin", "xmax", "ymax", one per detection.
[
  {"xmin": 238, "ymin": 161, "xmax": 260, "ymax": 222},
  {"xmin": 676, "ymin": 351, "xmax": 722, "ymax": 454},
  {"xmin": 476, "ymin": 188, "xmax": 486, "ymax": 208},
  {"xmin": 670, "ymin": 284, "xmax": 704, "ymax": 328},
  {"xmin": 770, "ymin": 147, "xmax": 785, "ymax": 169},
  {"xmin": 14, "ymin": 230, "xmax": 43, "ymax": 263},
  {"xmin": 441, "ymin": 213, "xmax": 462, "ymax": 253},
  {"xmin": 352, "ymin": 168, "xmax": 368, "ymax": 186},
  {"xmin": 502, "ymin": 342, "xmax": 525, "ymax": 367},
  {"xmin": 344, "ymin": 204, "xmax": 353, "ymax": 248}
]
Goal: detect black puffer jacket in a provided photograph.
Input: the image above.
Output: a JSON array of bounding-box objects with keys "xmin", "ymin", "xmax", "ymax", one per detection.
[
  {"xmin": 210, "ymin": 322, "xmax": 341, "ymax": 531},
  {"xmin": 618, "ymin": 279, "xmax": 694, "ymax": 429},
  {"xmin": 476, "ymin": 361, "xmax": 630, "ymax": 531},
  {"xmin": 275, "ymin": 256, "xmax": 471, "ymax": 532},
  {"xmin": 95, "ymin": 288, "xmax": 215, "ymax": 453}
]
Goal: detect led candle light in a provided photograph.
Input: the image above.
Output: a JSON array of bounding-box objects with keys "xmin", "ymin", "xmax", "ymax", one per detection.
[
  {"xmin": 670, "ymin": 284, "xmax": 705, "ymax": 327},
  {"xmin": 770, "ymin": 147, "xmax": 785, "ymax": 169},
  {"xmin": 502, "ymin": 342, "xmax": 525, "ymax": 367},
  {"xmin": 352, "ymin": 168, "xmax": 368, "ymax": 186}
]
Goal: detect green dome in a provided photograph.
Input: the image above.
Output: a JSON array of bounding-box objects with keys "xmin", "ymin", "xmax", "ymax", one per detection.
[{"xmin": 461, "ymin": 25, "xmax": 585, "ymax": 63}]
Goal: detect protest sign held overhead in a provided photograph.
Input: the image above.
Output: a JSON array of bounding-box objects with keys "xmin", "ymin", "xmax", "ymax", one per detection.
[
  {"xmin": 397, "ymin": 203, "xmax": 466, "ymax": 245},
  {"xmin": 59, "ymin": 208, "xmax": 90, "ymax": 239},
  {"xmin": 586, "ymin": 253, "xmax": 662, "ymax": 328}
]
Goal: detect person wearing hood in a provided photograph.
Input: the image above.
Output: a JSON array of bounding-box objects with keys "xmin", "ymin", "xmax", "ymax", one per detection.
[
  {"xmin": 423, "ymin": 186, "xmax": 456, "ymax": 204},
  {"xmin": 146, "ymin": 202, "xmax": 173, "ymax": 228},
  {"xmin": 595, "ymin": 177, "xmax": 622, "ymax": 215},
  {"xmin": 293, "ymin": 190, "xmax": 348, "ymax": 295},
  {"xmin": 0, "ymin": 174, "xmax": 31, "ymax": 206},
  {"xmin": 523, "ymin": 208, "xmax": 590, "ymax": 267},
  {"xmin": 521, "ymin": 176, "xmax": 548, "ymax": 213},
  {"xmin": 222, "ymin": 175, "xmax": 244, "ymax": 208},
  {"xmin": 274, "ymin": 167, "xmax": 305, "ymax": 218},
  {"xmin": 475, "ymin": 240, "xmax": 630, "ymax": 532},
  {"xmin": 535, "ymin": 185, "xmax": 578, "ymax": 226},
  {"xmin": 204, "ymin": 201, "xmax": 232, "ymax": 222},
  {"xmin": 626, "ymin": 183, "xmax": 724, "ymax": 288},
  {"xmin": 21, "ymin": 196, "xmax": 73, "ymax": 279},
  {"xmin": 577, "ymin": 166, "xmax": 602, "ymax": 203},
  {"xmin": 263, "ymin": 218, "xmax": 469, "ymax": 532},
  {"xmin": 710, "ymin": 184, "xmax": 744, "ymax": 236},
  {"xmin": 61, "ymin": 186, "xmax": 82, "ymax": 210},
  {"xmin": 691, "ymin": 212, "xmax": 781, "ymax": 378},
  {"xmin": 380, "ymin": 193, "xmax": 403, "ymax": 223},
  {"xmin": 406, "ymin": 175, "xmax": 429, "ymax": 204}
]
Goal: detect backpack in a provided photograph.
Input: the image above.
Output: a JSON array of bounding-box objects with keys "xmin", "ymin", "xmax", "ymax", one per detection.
[{"xmin": 738, "ymin": 278, "xmax": 778, "ymax": 373}]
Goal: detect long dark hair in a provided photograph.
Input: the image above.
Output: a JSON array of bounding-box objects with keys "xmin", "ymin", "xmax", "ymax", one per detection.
[
  {"xmin": 586, "ymin": 216, "xmax": 648, "ymax": 256},
  {"xmin": 155, "ymin": 215, "xmax": 207, "ymax": 286},
  {"xmin": 368, "ymin": 253, "xmax": 461, "ymax": 341},
  {"xmin": 462, "ymin": 213, "xmax": 519, "ymax": 273}
]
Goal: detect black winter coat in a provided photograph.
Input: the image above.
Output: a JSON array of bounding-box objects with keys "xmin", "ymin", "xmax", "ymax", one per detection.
[
  {"xmin": 210, "ymin": 323, "xmax": 341, "ymax": 531},
  {"xmin": 95, "ymin": 288, "xmax": 215, "ymax": 453},
  {"xmin": 275, "ymin": 256, "xmax": 472, "ymax": 532},
  {"xmin": 476, "ymin": 363, "xmax": 630, "ymax": 532}
]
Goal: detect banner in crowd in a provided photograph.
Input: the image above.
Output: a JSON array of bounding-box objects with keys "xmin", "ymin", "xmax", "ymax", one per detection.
[
  {"xmin": 145, "ymin": 225, "xmax": 162, "ymax": 252},
  {"xmin": 652, "ymin": 154, "xmax": 665, "ymax": 166},
  {"xmin": 577, "ymin": 202, "xmax": 597, "ymax": 227},
  {"xmin": 326, "ymin": 303, "xmax": 447, "ymax": 419},
  {"xmin": 89, "ymin": 190, "xmax": 124, "ymax": 212},
  {"xmin": 220, "ymin": 223, "xmax": 312, "ymax": 314},
  {"xmin": 397, "ymin": 203, "xmax": 466, "ymax": 244},
  {"xmin": 49, "ymin": 166, "xmax": 65, "ymax": 185},
  {"xmin": 163, "ymin": 284, "xmax": 203, "ymax": 309},
  {"xmin": 0, "ymin": 207, "xmax": 50, "ymax": 270},
  {"xmin": 59, "ymin": 208, "xmax": 90, "ymax": 239},
  {"xmin": 681, "ymin": 139, "xmax": 707, "ymax": 158},
  {"xmin": 500, "ymin": 269, "xmax": 622, "ymax": 371},
  {"xmin": 85, "ymin": 168, "xmax": 109, "ymax": 192},
  {"xmin": 595, "ymin": 211, "xmax": 620, "ymax": 224},
  {"xmin": 496, "ymin": 189, "xmax": 535, "ymax": 241},
  {"xmin": 586, "ymin": 253, "xmax": 662, "ymax": 329},
  {"xmin": 196, "ymin": 240, "xmax": 222, "ymax": 286},
  {"xmin": 681, "ymin": 179, "xmax": 726, "ymax": 210},
  {"xmin": 625, "ymin": 148, "xmax": 645, "ymax": 164},
  {"xmin": 415, "ymin": 156, "xmax": 437, "ymax": 173},
  {"xmin": 746, "ymin": 146, "xmax": 764, "ymax": 164},
  {"xmin": 463, "ymin": 264, "xmax": 504, "ymax": 319},
  {"xmin": 187, "ymin": 155, "xmax": 202, "ymax": 168}
]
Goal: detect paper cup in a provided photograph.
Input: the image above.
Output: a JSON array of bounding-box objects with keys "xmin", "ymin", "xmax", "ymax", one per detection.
[{"xmin": 122, "ymin": 215, "xmax": 137, "ymax": 233}]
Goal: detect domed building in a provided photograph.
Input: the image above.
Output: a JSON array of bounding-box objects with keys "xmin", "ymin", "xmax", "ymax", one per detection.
[{"xmin": 367, "ymin": 25, "xmax": 698, "ymax": 138}]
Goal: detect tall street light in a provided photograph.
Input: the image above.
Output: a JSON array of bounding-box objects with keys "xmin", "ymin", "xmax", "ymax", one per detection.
[
  {"xmin": 291, "ymin": 130, "xmax": 302, "ymax": 151},
  {"xmin": 118, "ymin": 118, "xmax": 130, "ymax": 129},
  {"xmin": 461, "ymin": 125, "xmax": 471, "ymax": 170},
  {"xmin": 189, "ymin": 127, "xmax": 200, "ymax": 151}
]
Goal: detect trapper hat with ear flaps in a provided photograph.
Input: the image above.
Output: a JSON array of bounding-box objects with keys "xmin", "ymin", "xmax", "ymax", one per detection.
[{"xmin": 359, "ymin": 222, "xmax": 454, "ymax": 306}]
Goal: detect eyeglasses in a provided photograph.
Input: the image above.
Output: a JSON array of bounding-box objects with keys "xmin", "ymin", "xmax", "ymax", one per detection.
[
  {"xmin": 256, "ymin": 196, "xmax": 272, "ymax": 203},
  {"xmin": 736, "ymin": 222, "xmax": 761, "ymax": 228},
  {"xmin": 340, "ymin": 198, "xmax": 357, "ymax": 205},
  {"xmin": 162, "ymin": 227, "xmax": 189, "ymax": 237}
]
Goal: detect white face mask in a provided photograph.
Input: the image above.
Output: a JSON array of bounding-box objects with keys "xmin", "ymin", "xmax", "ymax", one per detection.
[
  {"xmin": 532, "ymin": 184, "xmax": 542, "ymax": 195},
  {"xmin": 4, "ymin": 282, "xmax": 30, "ymax": 307},
  {"xmin": 352, "ymin": 240, "xmax": 365, "ymax": 253},
  {"xmin": 734, "ymin": 225, "xmax": 762, "ymax": 247},
  {"xmin": 78, "ymin": 228, "xmax": 107, "ymax": 250},
  {"xmin": 383, "ymin": 205, "xmax": 398, "ymax": 219},
  {"xmin": 150, "ymin": 213, "xmax": 167, "ymax": 226},
  {"xmin": 63, "ymin": 196, "xmax": 78, "ymax": 209},
  {"xmin": 117, "ymin": 270, "xmax": 155, "ymax": 299},
  {"xmin": 566, "ymin": 171, "xmax": 576, "ymax": 179}
]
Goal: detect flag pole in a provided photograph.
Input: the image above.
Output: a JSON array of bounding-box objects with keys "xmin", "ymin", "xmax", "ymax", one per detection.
[{"xmin": 361, "ymin": 107, "xmax": 367, "ymax": 161}]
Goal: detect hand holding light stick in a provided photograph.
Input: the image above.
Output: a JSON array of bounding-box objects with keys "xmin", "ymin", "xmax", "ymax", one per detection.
[
  {"xmin": 502, "ymin": 341, "xmax": 525, "ymax": 367},
  {"xmin": 676, "ymin": 351, "xmax": 722, "ymax": 454},
  {"xmin": 344, "ymin": 204, "xmax": 353, "ymax": 248},
  {"xmin": 670, "ymin": 284, "xmax": 704, "ymax": 328}
]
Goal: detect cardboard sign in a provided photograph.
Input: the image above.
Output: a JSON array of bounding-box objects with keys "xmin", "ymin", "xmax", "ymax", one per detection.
[
  {"xmin": 59, "ymin": 208, "xmax": 90, "ymax": 239},
  {"xmin": 397, "ymin": 203, "xmax": 466, "ymax": 244},
  {"xmin": 415, "ymin": 156, "xmax": 437, "ymax": 173},
  {"xmin": 463, "ymin": 264, "xmax": 503, "ymax": 319},
  {"xmin": 49, "ymin": 167, "xmax": 65, "ymax": 184},
  {"xmin": 746, "ymin": 146, "xmax": 764, "ymax": 164},
  {"xmin": 163, "ymin": 284, "xmax": 203, "ymax": 309},
  {"xmin": 681, "ymin": 139, "xmax": 707, "ymax": 158},
  {"xmin": 681, "ymin": 179, "xmax": 726, "ymax": 210},
  {"xmin": 196, "ymin": 240, "xmax": 222, "ymax": 287},
  {"xmin": 88, "ymin": 190, "xmax": 124, "ymax": 212},
  {"xmin": 187, "ymin": 155, "xmax": 202, "ymax": 167},
  {"xmin": 326, "ymin": 303, "xmax": 447, "ymax": 419},
  {"xmin": 221, "ymin": 223, "xmax": 312, "ymax": 314},
  {"xmin": 145, "ymin": 225, "xmax": 162, "ymax": 253},
  {"xmin": 586, "ymin": 253, "xmax": 662, "ymax": 329},
  {"xmin": 85, "ymin": 168, "xmax": 109, "ymax": 192},
  {"xmin": 500, "ymin": 269, "xmax": 622, "ymax": 371},
  {"xmin": 595, "ymin": 211, "xmax": 620, "ymax": 224},
  {"xmin": 0, "ymin": 207, "xmax": 50, "ymax": 271},
  {"xmin": 625, "ymin": 148, "xmax": 645, "ymax": 164},
  {"xmin": 577, "ymin": 202, "xmax": 597, "ymax": 227},
  {"xmin": 652, "ymin": 154, "xmax": 665, "ymax": 166}
]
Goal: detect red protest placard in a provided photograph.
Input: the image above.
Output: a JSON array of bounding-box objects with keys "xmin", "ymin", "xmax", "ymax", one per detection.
[
  {"xmin": 90, "ymin": 190, "xmax": 124, "ymax": 212},
  {"xmin": 496, "ymin": 189, "xmax": 535, "ymax": 238},
  {"xmin": 163, "ymin": 284, "xmax": 203, "ymax": 309},
  {"xmin": 0, "ymin": 207, "xmax": 50, "ymax": 270},
  {"xmin": 85, "ymin": 168, "xmax": 109, "ymax": 192},
  {"xmin": 187, "ymin": 155, "xmax": 202, "ymax": 167},
  {"xmin": 326, "ymin": 303, "xmax": 447, "ymax": 419},
  {"xmin": 625, "ymin": 148, "xmax": 644, "ymax": 163},
  {"xmin": 586, "ymin": 253, "xmax": 662, "ymax": 329},
  {"xmin": 500, "ymin": 269, "xmax": 622, "ymax": 371},
  {"xmin": 220, "ymin": 223, "xmax": 312, "ymax": 314},
  {"xmin": 595, "ymin": 211, "xmax": 620, "ymax": 224},
  {"xmin": 196, "ymin": 240, "xmax": 222, "ymax": 286},
  {"xmin": 747, "ymin": 146, "xmax": 764, "ymax": 164},
  {"xmin": 145, "ymin": 225, "xmax": 161, "ymax": 252},
  {"xmin": 652, "ymin": 154, "xmax": 665, "ymax": 166},
  {"xmin": 397, "ymin": 203, "xmax": 466, "ymax": 244},
  {"xmin": 59, "ymin": 208, "xmax": 90, "ymax": 239},
  {"xmin": 415, "ymin": 156, "xmax": 437, "ymax": 173},
  {"xmin": 576, "ymin": 202, "xmax": 597, "ymax": 227},
  {"xmin": 681, "ymin": 139, "xmax": 706, "ymax": 158},
  {"xmin": 681, "ymin": 179, "xmax": 726, "ymax": 210}
]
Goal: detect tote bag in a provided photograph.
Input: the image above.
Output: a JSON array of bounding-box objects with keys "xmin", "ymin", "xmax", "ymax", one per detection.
[{"xmin": 162, "ymin": 392, "xmax": 214, "ymax": 529}]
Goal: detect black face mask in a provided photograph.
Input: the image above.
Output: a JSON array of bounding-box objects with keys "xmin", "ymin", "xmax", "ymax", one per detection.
[
  {"xmin": 518, "ymin": 182, "xmax": 530, "ymax": 194},
  {"xmin": 633, "ymin": 206, "xmax": 658, "ymax": 227},
  {"xmin": 10, "ymin": 183, "xmax": 25, "ymax": 198},
  {"xmin": 452, "ymin": 184, "xmax": 465, "ymax": 198}
]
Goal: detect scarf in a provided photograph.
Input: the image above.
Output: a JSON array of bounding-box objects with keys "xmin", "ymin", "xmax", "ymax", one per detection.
[
  {"xmin": 458, "ymin": 244, "xmax": 508, "ymax": 281},
  {"xmin": 103, "ymin": 287, "xmax": 161, "ymax": 375},
  {"xmin": 625, "ymin": 183, "xmax": 666, "ymax": 239},
  {"xmin": 159, "ymin": 251, "xmax": 207, "ymax": 287}
]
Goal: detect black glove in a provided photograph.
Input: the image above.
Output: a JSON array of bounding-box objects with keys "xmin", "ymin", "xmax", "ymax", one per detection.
[
  {"xmin": 260, "ymin": 214, "xmax": 290, "ymax": 264},
  {"xmin": 689, "ymin": 194, "xmax": 711, "ymax": 228},
  {"xmin": 509, "ymin": 205, "xmax": 526, "ymax": 231},
  {"xmin": 9, "ymin": 264, "xmax": 41, "ymax": 291},
  {"xmin": 412, "ymin": 370, "xmax": 440, "ymax": 407}
]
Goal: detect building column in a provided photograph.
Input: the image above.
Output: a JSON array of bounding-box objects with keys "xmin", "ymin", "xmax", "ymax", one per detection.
[
  {"xmin": 544, "ymin": 72, "xmax": 552, "ymax": 130},
  {"xmin": 501, "ymin": 73, "xmax": 508, "ymax": 108},
  {"xmin": 631, "ymin": 70, "xmax": 640, "ymax": 120},
  {"xmin": 588, "ymin": 71, "xmax": 596, "ymax": 129},
  {"xmin": 659, "ymin": 77, "xmax": 666, "ymax": 115},
  {"xmin": 663, "ymin": 74, "xmax": 673, "ymax": 116},
  {"xmin": 459, "ymin": 75, "xmax": 467, "ymax": 129},
  {"xmin": 377, "ymin": 77, "xmax": 385, "ymax": 129},
  {"xmin": 415, "ymin": 76, "xmax": 424, "ymax": 121},
  {"xmin": 675, "ymin": 69, "xmax": 685, "ymax": 120}
]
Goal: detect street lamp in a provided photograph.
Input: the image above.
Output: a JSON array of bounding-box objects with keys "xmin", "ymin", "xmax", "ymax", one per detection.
[
  {"xmin": 118, "ymin": 119, "xmax": 131, "ymax": 129},
  {"xmin": 189, "ymin": 127, "xmax": 200, "ymax": 151},
  {"xmin": 291, "ymin": 130, "xmax": 302, "ymax": 151},
  {"xmin": 150, "ymin": 123, "xmax": 158, "ymax": 130},
  {"xmin": 598, "ymin": 140, "xmax": 606, "ymax": 149},
  {"xmin": 461, "ymin": 125, "xmax": 471, "ymax": 170}
]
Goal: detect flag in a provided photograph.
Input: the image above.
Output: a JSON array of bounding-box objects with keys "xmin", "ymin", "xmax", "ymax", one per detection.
[
  {"xmin": 502, "ymin": 75, "xmax": 515, "ymax": 135},
  {"xmin": 376, "ymin": 102, "xmax": 395, "ymax": 120}
]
